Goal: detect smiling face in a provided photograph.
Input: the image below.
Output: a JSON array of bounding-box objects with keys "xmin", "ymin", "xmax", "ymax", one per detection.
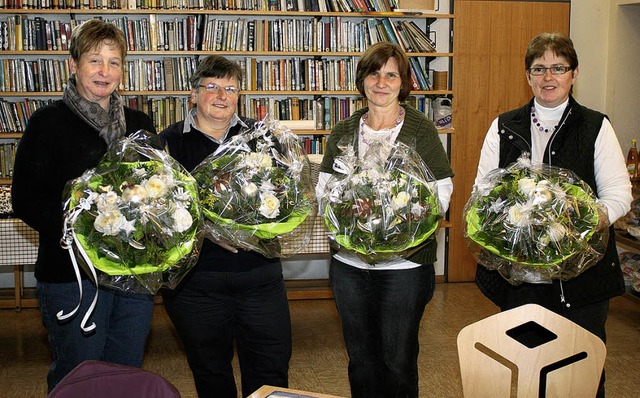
[
  {"xmin": 191, "ymin": 76, "xmax": 239, "ymax": 127},
  {"xmin": 526, "ymin": 50, "xmax": 578, "ymax": 108},
  {"xmin": 363, "ymin": 57, "xmax": 402, "ymax": 110},
  {"xmin": 69, "ymin": 42, "xmax": 123, "ymax": 110}
]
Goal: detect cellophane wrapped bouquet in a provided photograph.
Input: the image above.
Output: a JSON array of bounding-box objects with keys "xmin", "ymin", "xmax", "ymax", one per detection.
[
  {"xmin": 191, "ymin": 116, "xmax": 316, "ymax": 257},
  {"xmin": 62, "ymin": 130, "xmax": 203, "ymax": 297},
  {"xmin": 319, "ymin": 139, "xmax": 442, "ymax": 263},
  {"xmin": 463, "ymin": 155, "xmax": 609, "ymax": 285}
]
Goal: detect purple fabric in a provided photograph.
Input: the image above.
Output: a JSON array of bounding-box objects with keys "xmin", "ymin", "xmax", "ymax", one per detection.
[{"xmin": 48, "ymin": 360, "xmax": 181, "ymax": 398}]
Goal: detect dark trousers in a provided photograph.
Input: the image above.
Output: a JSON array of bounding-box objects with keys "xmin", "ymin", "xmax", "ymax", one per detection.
[
  {"xmin": 330, "ymin": 258, "xmax": 435, "ymax": 398},
  {"xmin": 162, "ymin": 263, "xmax": 292, "ymax": 398}
]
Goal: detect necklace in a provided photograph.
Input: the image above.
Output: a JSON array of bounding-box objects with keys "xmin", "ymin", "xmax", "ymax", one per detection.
[
  {"xmin": 362, "ymin": 107, "xmax": 405, "ymax": 130},
  {"xmin": 530, "ymin": 106, "xmax": 557, "ymax": 133}
]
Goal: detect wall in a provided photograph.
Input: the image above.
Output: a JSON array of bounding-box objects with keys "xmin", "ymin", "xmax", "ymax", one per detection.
[{"xmin": 572, "ymin": 0, "xmax": 640, "ymax": 154}]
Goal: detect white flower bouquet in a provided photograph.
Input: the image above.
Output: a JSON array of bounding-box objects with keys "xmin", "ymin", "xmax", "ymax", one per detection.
[
  {"xmin": 463, "ymin": 155, "xmax": 609, "ymax": 285},
  {"xmin": 62, "ymin": 131, "xmax": 203, "ymax": 297},
  {"xmin": 191, "ymin": 116, "xmax": 316, "ymax": 258},
  {"xmin": 320, "ymin": 139, "xmax": 442, "ymax": 263}
]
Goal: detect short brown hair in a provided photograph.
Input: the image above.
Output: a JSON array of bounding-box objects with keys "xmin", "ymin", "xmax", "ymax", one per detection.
[
  {"xmin": 190, "ymin": 55, "xmax": 243, "ymax": 89},
  {"xmin": 356, "ymin": 42, "xmax": 412, "ymax": 102},
  {"xmin": 69, "ymin": 19, "xmax": 127, "ymax": 61},
  {"xmin": 525, "ymin": 32, "xmax": 578, "ymax": 70}
]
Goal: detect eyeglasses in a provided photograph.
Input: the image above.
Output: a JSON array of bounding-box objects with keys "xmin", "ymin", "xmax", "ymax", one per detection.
[
  {"xmin": 198, "ymin": 83, "xmax": 239, "ymax": 95},
  {"xmin": 528, "ymin": 66, "xmax": 573, "ymax": 76}
]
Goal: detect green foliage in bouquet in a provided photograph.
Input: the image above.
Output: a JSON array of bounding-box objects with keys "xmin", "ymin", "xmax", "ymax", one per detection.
[
  {"xmin": 325, "ymin": 169, "xmax": 441, "ymax": 255},
  {"xmin": 322, "ymin": 141, "xmax": 442, "ymax": 259},
  {"xmin": 194, "ymin": 151, "xmax": 311, "ymax": 240},
  {"xmin": 68, "ymin": 160, "xmax": 201, "ymax": 276},
  {"xmin": 464, "ymin": 158, "xmax": 605, "ymax": 271},
  {"xmin": 192, "ymin": 118, "xmax": 315, "ymax": 247}
]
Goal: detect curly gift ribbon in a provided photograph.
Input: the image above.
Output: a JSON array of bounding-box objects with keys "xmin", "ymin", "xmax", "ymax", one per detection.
[{"xmin": 59, "ymin": 204, "xmax": 99, "ymax": 333}]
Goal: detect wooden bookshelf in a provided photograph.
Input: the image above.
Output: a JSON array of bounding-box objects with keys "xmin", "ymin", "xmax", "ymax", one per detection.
[{"xmin": 0, "ymin": 2, "xmax": 455, "ymax": 293}]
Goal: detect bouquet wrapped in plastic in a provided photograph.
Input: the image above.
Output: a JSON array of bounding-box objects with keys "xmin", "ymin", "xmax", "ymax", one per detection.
[
  {"xmin": 61, "ymin": 131, "xmax": 203, "ymax": 330},
  {"xmin": 463, "ymin": 155, "xmax": 609, "ymax": 285},
  {"xmin": 191, "ymin": 116, "xmax": 316, "ymax": 258},
  {"xmin": 319, "ymin": 139, "xmax": 442, "ymax": 263}
]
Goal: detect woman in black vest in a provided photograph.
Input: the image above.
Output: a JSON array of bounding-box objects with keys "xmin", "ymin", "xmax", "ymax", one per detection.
[{"xmin": 473, "ymin": 32, "xmax": 632, "ymax": 397}]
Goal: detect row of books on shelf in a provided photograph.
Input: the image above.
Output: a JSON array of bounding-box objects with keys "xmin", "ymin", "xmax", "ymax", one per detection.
[
  {"xmin": 1, "ymin": 58, "xmax": 69, "ymax": 93},
  {"xmin": 0, "ymin": 98, "xmax": 54, "ymax": 133},
  {"xmin": 126, "ymin": 95, "xmax": 191, "ymax": 132},
  {"xmin": 0, "ymin": 94, "xmax": 445, "ymax": 134},
  {"xmin": 0, "ymin": 0, "xmax": 410, "ymax": 13},
  {"xmin": 199, "ymin": 16, "xmax": 435, "ymax": 53},
  {"xmin": 1, "ymin": 13, "xmax": 435, "ymax": 55},
  {"xmin": 300, "ymin": 135, "xmax": 326, "ymax": 155},
  {"xmin": 1, "ymin": 54, "xmax": 433, "ymax": 93},
  {"xmin": 0, "ymin": 138, "xmax": 17, "ymax": 179},
  {"xmin": 240, "ymin": 57, "xmax": 359, "ymax": 92}
]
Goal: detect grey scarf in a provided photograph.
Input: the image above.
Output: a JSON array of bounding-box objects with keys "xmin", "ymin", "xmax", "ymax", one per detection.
[{"xmin": 63, "ymin": 74, "xmax": 127, "ymax": 146}]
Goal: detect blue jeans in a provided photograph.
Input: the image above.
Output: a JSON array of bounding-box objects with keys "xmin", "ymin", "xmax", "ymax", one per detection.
[
  {"xmin": 36, "ymin": 280, "xmax": 154, "ymax": 393},
  {"xmin": 330, "ymin": 259, "xmax": 435, "ymax": 398},
  {"xmin": 162, "ymin": 262, "xmax": 292, "ymax": 398}
]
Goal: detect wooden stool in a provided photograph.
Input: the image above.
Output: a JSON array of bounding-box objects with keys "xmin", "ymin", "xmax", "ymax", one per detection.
[{"xmin": 457, "ymin": 303, "xmax": 606, "ymax": 397}]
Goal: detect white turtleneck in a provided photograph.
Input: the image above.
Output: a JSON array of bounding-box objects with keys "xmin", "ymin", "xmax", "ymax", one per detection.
[{"xmin": 475, "ymin": 99, "xmax": 632, "ymax": 224}]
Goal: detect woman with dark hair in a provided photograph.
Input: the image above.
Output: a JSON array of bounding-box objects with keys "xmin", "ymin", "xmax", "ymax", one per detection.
[
  {"xmin": 11, "ymin": 19, "xmax": 156, "ymax": 392},
  {"xmin": 473, "ymin": 32, "xmax": 632, "ymax": 397},
  {"xmin": 159, "ymin": 54, "xmax": 292, "ymax": 398},
  {"xmin": 316, "ymin": 42, "xmax": 454, "ymax": 398}
]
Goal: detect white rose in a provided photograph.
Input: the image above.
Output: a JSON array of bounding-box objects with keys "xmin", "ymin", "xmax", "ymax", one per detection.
[
  {"xmin": 391, "ymin": 191, "xmax": 411, "ymax": 210},
  {"xmin": 94, "ymin": 210, "xmax": 128, "ymax": 236},
  {"xmin": 172, "ymin": 206, "xmax": 193, "ymax": 233},
  {"xmin": 259, "ymin": 193, "xmax": 281, "ymax": 219},
  {"xmin": 547, "ymin": 222, "xmax": 567, "ymax": 243},
  {"xmin": 529, "ymin": 187, "xmax": 553, "ymax": 206},
  {"xmin": 96, "ymin": 191, "xmax": 121, "ymax": 212},
  {"xmin": 243, "ymin": 182, "xmax": 259, "ymax": 197},
  {"xmin": 518, "ymin": 178, "xmax": 536, "ymax": 196},
  {"xmin": 122, "ymin": 184, "xmax": 148, "ymax": 204},
  {"xmin": 507, "ymin": 204, "xmax": 531, "ymax": 227},
  {"xmin": 143, "ymin": 175, "xmax": 170, "ymax": 198},
  {"xmin": 246, "ymin": 153, "xmax": 273, "ymax": 170}
]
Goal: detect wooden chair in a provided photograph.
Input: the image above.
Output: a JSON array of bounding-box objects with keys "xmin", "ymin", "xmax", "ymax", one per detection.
[{"xmin": 457, "ymin": 303, "xmax": 606, "ymax": 398}]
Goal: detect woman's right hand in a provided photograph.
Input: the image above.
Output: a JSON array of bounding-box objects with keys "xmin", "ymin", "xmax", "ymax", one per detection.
[{"xmin": 207, "ymin": 236, "xmax": 239, "ymax": 253}]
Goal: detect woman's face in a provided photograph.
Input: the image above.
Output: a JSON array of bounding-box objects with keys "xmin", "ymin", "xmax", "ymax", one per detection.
[
  {"xmin": 363, "ymin": 57, "xmax": 402, "ymax": 109},
  {"xmin": 527, "ymin": 49, "xmax": 578, "ymax": 108},
  {"xmin": 192, "ymin": 76, "xmax": 239, "ymax": 125},
  {"xmin": 69, "ymin": 43, "xmax": 123, "ymax": 109}
]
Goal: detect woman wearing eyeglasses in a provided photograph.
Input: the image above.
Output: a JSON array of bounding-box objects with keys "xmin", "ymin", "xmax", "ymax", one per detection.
[
  {"xmin": 159, "ymin": 55, "xmax": 292, "ymax": 398},
  {"xmin": 473, "ymin": 32, "xmax": 631, "ymax": 397}
]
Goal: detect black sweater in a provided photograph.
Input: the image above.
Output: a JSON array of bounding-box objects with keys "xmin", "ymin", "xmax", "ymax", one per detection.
[{"xmin": 11, "ymin": 100, "xmax": 156, "ymax": 283}]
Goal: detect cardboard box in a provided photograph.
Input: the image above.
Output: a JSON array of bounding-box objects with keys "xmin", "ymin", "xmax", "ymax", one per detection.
[{"xmin": 395, "ymin": 0, "xmax": 435, "ymax": 12}]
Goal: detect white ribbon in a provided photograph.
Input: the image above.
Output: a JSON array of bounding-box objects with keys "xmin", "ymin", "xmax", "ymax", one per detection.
[{"xmin": 59, "ymin": 205, "xmax": 99, "ymax": 333}]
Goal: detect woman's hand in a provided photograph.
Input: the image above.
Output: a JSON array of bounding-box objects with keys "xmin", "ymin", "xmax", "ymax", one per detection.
[{"xmin": 207, "ymin": 236, "xmax": 239, "ymax": 253}]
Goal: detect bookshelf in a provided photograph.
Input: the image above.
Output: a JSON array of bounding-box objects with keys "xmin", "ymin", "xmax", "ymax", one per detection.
[
  {"xmin": 0, "ymin": 1, "xmax": 455, "ymax": 298},
  {"xmin": 0, "ymin": 4, "xmax": 454, "ymax": 148}
]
